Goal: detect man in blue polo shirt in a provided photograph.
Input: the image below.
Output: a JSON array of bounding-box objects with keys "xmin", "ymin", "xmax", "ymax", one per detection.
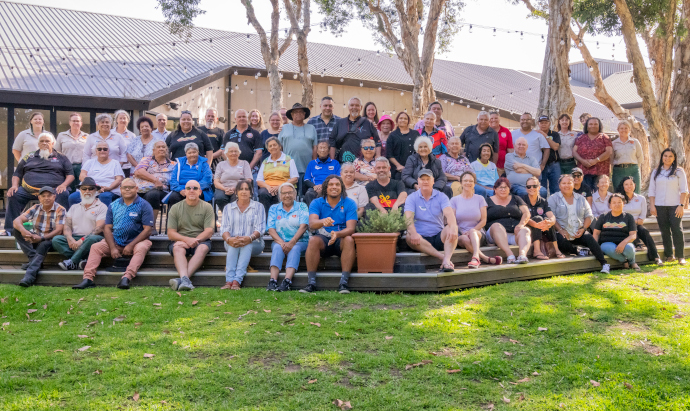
[
  {"xmin": 303, "ymin": 141, "xmax": 341, "ymax": 206},
  {"xmin": 301, "ymin": 175, "xmax": 358, "ymax": 294},
  {"xmin": 404, "ymin": 169, "xmax": 459, "ymax": 272},
  {"xmin": 73, "ymin": 179, "xmax": 154, "ymax": 289}
]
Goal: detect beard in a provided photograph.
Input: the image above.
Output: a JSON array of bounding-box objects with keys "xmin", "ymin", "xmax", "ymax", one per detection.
[
  {"xmin": 80, "ymin": 191, "xmax": 95, "ymax": 205},
  {"xmin": 205, "ymin": 121, "xmax": 214, "ymax": 128},
  {"xmin": 39, "ymin": 149, "xmax": 51, "ymax": 160}
]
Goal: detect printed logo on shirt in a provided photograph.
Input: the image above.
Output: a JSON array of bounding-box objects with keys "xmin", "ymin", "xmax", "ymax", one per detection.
[
  {"xmin": 178, "ymin": 136, "xmax": 197, "ymax": 142},
  {"xmin": 291, "ymin": 214, "xmax": 297, "ymax": 218},
  {"xmin": 501, "ymin": 132, "xmax": 506, "ymax": 137},
  {"xmin": 602, "ymin": 222, "xmax": 627, "ymax": 229},
  {"xmin": 277, "ymin": 216, "xmax": 282, "ymax": 220},
  {"xmin": 378, "ymin": 194, "xmax": 394, "ymax": 208},
  {"xmin": 537, "ymin": 208, "xmax": 543, "ymax": 215},
  {"xmin": 328, "ymin": 166, "xmax": 334, "ymax": 170},
  {"xmin": 340, "ymin": 206, "xmax": 344, "ymax": 212},
  {"xmin": 247, "ymin": 133, "xmax": 253, "ymax": 138},
  {"xmin": 315, "ymin": 166, "xmax": 322, "ymax": 170},
  {"xmin": 419, "ymin": 206, "xmax": 427, "ymax": 211},
  {"xmin": 129, "ymin": 212, "xmax": 138, "ymax": 217}
]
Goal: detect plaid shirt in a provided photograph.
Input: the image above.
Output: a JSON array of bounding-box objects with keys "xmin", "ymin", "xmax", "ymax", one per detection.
[
  {"xmin": 22, "ymin": 202, "xmax": 66, "ymax": 235},
  {"xmin": 307, "ymin": 114, "xmax": 341, "ymax": 142}
]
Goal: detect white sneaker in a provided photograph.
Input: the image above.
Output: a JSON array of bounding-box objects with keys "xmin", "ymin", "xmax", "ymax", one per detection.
[
  {"xmin": 600, "ymin": 264, "xmax": 610, "ymax": 274},
  {"xmin": 578, "ymin": 248, "xmax": 590, "ymax": 257}
]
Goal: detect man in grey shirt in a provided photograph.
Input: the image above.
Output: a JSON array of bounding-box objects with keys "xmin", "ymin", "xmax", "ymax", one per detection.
[
  {"xmin": 504, "ymin": 137, "xmax": 546, "ymax": 197},
  {"xmin": 459, "ymin": 111, "xmax": 498, "ymax": 163}
]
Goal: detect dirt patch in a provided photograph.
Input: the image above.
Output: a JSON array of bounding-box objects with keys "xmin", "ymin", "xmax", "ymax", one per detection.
[
  {"xmin": 608, "ymin": 322, "xmax": 649, "ymax": 333},
  {"xmin": 649, "ymin": 269, "xmax": 669, "ymax": 277},
  {"xmin": 284, "ymin": 363, "xmax": 303, "ymax": 372},
  {"xmin": 339, "ymin": 361, "xmax": 354, "ymax": 368},
  {"xmin": 632, "ymin": 340, "xmax": 665, "ymax": 356},
  {"xmin": 464, "ymin": 298, "xmax": 482, "ymax": 305},
  {"xmin": 657, "ymin": 293, "xmax": 690, "ymax": 305},
  {"xmin": 338, "ymin": 377, "xmax": 355, "ymax": 388},
  {"xmin": 372, "ymin": 304, "xmax": 410, "ymax": 310},
  {"xmin": 389, "ymin": 367, "xmax": 403, "ymax": 378},
  {"xmin": 249, "ymin": 355, "xmax": 280, "ymax": 367}
]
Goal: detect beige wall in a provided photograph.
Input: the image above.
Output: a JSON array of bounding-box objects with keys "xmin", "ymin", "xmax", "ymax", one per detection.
[{"xmin": 149, "ymin": 76, "xmax": 229, "ymax": 122}]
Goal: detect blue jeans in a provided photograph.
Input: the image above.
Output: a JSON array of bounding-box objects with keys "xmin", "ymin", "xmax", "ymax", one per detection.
[
  {"xmin": 511, "ymin": 185, "xmax": 547, "ymax": 198},
  {"xmin": 600, "ymin": 242, "xmax": 636, "ymax": 264},
  {"xmin": 474, "ymin": 184, "xmax": 494, "ymax": 198},
  {"xmin": 270, "ymin": 241, "xmax": 308, "ymax": 270},
  {"xmin": 224, "ymin": 239, "xmax": 264, "ymax": 283},
  {"xmin": 69, "ymin": 191, "xmax": 118, "ymax": 208},
  {"xmin": 540, "ymin": 162, "xmax": 561, "ymax": 196}
]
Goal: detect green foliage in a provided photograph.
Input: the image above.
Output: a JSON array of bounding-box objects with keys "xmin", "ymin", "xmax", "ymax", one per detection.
[
  {"xmin": 156, "ymin": 0, "xmax": 205, "ymax": 39},
  {"xmin": 573, "ymin": 0, "xmax": 680, "ymax": 37},
  {"xmin": 357, "ymin": 208, "xmax": 409, "ymax": 233}
]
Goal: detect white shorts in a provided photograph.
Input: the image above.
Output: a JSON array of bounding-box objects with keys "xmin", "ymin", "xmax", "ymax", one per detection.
[{"xmin": 486, "ymin": 226, "xmax": 517, "ymax": 246}]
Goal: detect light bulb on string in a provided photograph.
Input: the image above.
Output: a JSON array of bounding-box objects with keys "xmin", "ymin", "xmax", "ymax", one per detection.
[
  {"xmin": 136, "ymin": 45, "xmax": 141, "ymax": 53},
  {"xmin": 400, "ymin": 91, "xmax": 404, "ymax": 96},
  {"xmin": 481, "ymin": 107, "xmax": 485, "ymax": 110},
  {"xmin": 279, "ymin": 72, "xmax": 283, "ymax": 78},
  {"xmin": 589, "ymin": 66, "xmax": 593, "ymax": 72},
  {"xmin": 209, "ymin": 69, "xmax": 213, "ymax": 75},
  {"xmin": 378, "ymin": 87, "xmax": 382, "ymax": 91},
  {"xmin": 246, "ymin": 34, "xmax": 250, "ymax": 42},
  {"xmin": 510, "ymin": 92, "xmax": 513, "ymax": 98},
  {"xmin": 359, "ymin": 82, "xmax": 363, "ymax": 87},
  {"xmin": 596, "ymin": 41, "xmax": 599, "ymax": 49},
  {"xmin": 291, "ymin": 32, "xmax": 296, "ymax": 40},
  {"xmin": 67, "ymin": 47, "xmax": 73, "ymax": 57},
  {"xmin": 234, "ymin": 69, "xmax": 238, "ymax": 75},
  {"xmin": 209, "ymin": 39, "xmax": 213, "ymax": 48},
  {"xmin": 184, "ymin": 66, "xmax": 187, "ymax": 73},
  {"xmin": 469, "ymin": 25, "xmax": 473, "ymax": 34},
  {"xmin": 467, "ymin": 104, "xmax": 470, "ymax": 108},
  {"xmin": 678, "ymin": 69, "xmax": 682, "ymax": 75},
  {"xmin": 491, "ymin": 96, "xmax": 495, "ymax": 101},
  {"xmin": 578, "ymin": 42, "xmax": 583, "ymax": 47},
  {"xmin": 358, "ymin": 58, "xmax": 362, "ymax": 65},
  {"xmin": 226, "ymin": 87, "xmax": 230, "ymax": 92},
  {"xmin": 243, "ymin": 80, "xmax": 247, "ymax": 85},
  {"xmin": 528, "ymin": 88, "xmax": 532, "ymax": 93},
  {"xmin": 560, "ymin": 38, "xmax": 565, "ymax": 45},
  {"xmin": 288, "ymin": 92, "xmax": 291, "ymax": 97},
  {"xmin": 100, "ymin": 46, "xmax": 106, "ymax": 55},
  {"xmin": 235, "ymin": 84, "xmax": 238, "ymax": 90},
  {"xmin": 189, "ymin": 86, "xmax": 192, "ymax": 90},
  {"xmin": 340, "ymin": 77, "xmax": 344, "ymax": 82},
  {"xmin": 541, "ymin": 35, "xmax": 545, "ymax": 43},
  {"xmin": 376, "ymin": 50, "xmax": 380, "ymax": 57},
  {"xmin": 172, "ymin": 42, "xmax": 177, "ymax": 51},
  {"xmin": 493, "ymin": 28, "xmax": 496, "ymax": 36},
  {"xmin": 230, "ymin": 89, "xmax": 234, "ymax": 94},
  {"xmin": 300, "ymin": 71, "xmax": 304, "ymax": 77},
  {"xmin": 256, "ymin": 72, "xmax": 261, "ymax": 77},
  {"xmin": 293, "ymin": 74, "xmax": 298, "ymax": 79},
  {"xmin": 339, "ymin": 64, "xmax": 343, "ymax": 70},
  {"xmin": 250, "ymin": 89, "xmax": 253, "ymax": 94},
  {"xmin": 452, "ymin": 101, "xmax": 455, "ymax": 105}
]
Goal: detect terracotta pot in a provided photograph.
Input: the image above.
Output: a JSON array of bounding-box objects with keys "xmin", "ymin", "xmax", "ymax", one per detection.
[{"xmin": 352, "ymin": 232, "xmax": 400, "ymax": 273}]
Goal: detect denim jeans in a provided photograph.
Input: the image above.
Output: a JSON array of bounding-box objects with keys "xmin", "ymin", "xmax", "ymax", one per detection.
[
  {"xmin": 474, "ymin": 184, "xmax": 494, "ymax": 198},
  {"xmin": 511, "ymin": 185, "xmax": 547, "ymax": 198},
  {"xmin": 224, "ymin": 239, "xmax": 264, "ymax": 283},
  {"xmin": 600, "ymin": 242, "xmax": 636, "ymax": 264},
  {"xmin": 69, "ymin": 191, "xmax": 118, "ymax": 208},
  {"xmin": 51, "ymin": 234, "xmax": 104, "ymax": 263},
  {"xmin": 270, "ymin": 241, "xmax": 308, "ymax": 270},
  {"xmin": 540, "ymin": 162, "xmax": 561, "ymax": 196},
  {"xmin": 5, "ymin": 187, "xmax": 70, "ymax": 231}
]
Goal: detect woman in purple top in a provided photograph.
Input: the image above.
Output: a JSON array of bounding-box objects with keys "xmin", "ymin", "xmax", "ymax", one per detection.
[
  {"xmin": 441, "ymin": 136, "xmax": 472, "ymax": 196},
  {"xmin": 450, "ymin": 171, "xmax": 503, "ymax": 269}
]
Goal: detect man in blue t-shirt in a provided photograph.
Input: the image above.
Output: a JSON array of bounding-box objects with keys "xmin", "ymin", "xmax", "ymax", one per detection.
[
  {"xmin": 301, "ymin": 175, "xmax": 358, "ymax": 294},
  {"xmin": 303, "ymin": 141, "xmax": 341, "ymax": 206},
  {"xmin": 404, "ymin": 170, "xmax": 459, "ymax": 272},
  {"xmin": 73, "ymin": 178, "xmax": 154, "ymax": 290}
]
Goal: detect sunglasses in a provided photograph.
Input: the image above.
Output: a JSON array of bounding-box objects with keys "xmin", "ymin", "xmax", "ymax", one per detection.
[
  {"xmin": 572, "ymin": 174, "xmax": 583, "ymax": 178},
  {"xmin": 526, "ymin": 184, "xmax": 539, "ymax": 189},
  {"xmin": 362, "ymin": 147, "xmax": 376, "ymax": 151},
  {"xmin": 96, "ymin": 147, "xmax": 109, "ymax": 151},
  {"xmin": 121, "ymin": 186, "xmax": 137, "ymax": 190},
  {"xmin": 80, "ymin": 187, "xmax": 97, "ymax": 191},
  {"xmin": 185, "ymin": 186, "xmax": 200, "ymax": 191}
]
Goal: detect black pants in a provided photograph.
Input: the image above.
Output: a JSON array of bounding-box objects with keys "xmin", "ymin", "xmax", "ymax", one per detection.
[
  {"xmin": 167, "ymin": 191, "xmax": 185, "ymax": 208},
  {"xmin": 13, "ymin": 229, "xmax": 52, "ymax": 279},
  {"xmin": 258, "ymin": 188, "xmax": 279, "ymax": 219},
  {"xmin": 123, "ymin": 168, "xmax": 131, "ymax": 178},
  {"xmin": 656, "ymin": 205, "xmax": 685, "ymax": 259},
  {"xmin": 636, "ymin": 225, "xmax": 660, "ymax": 261},
  {"xmin": 214, "ymin": 190, "xmax": 237, "ymax": 213},
  {"xmin": 142, "ymin": 189, "xmax": 167, "ymax": 211},
  {"xmin": 556, "ymin": 231, "xmax": 607, "ymax": 265},
  {"xmin": 528, "ymin": 216, "xmax": 556, "ymax": 243},
  {"xmin": 303, "ymin": 188, "xmax": 320, "ymax": 206}
]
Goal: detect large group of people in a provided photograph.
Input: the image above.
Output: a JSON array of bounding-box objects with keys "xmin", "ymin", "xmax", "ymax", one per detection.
[{"xmin": 7, "ymin": 100, "xmax": 688, "ymax": 291}]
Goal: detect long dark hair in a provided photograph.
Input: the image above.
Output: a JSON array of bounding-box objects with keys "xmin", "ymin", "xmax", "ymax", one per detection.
[
  {"xmin": 654, "ymin": 147, "xmax": 678, "ymax": 181},
  {"xmin": 321, "ymin": 175, "xmax": 347, "ymax": 199},
  {"xmin": 557, "ymin": 113, "xmax": 572, "ymax": 131},
  {"xmin": 363, "ymin": 102, "xmax": 379, "ymax": 124},
  {"xmin": 583, "ymin": 117, "xmax": 603, "ymax": 134},
  {"xmin": 615, "ymin": 175, "xmax": 635, "ymax": 202},
  {"xmin": 235, "ymin": 178, "xmax": 254, "ymax": 198}
]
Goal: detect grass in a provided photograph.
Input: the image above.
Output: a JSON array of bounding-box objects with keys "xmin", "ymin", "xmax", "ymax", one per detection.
[{"xmin": 1, "ymin": 264, "xmax": 690, "ymax": 410}]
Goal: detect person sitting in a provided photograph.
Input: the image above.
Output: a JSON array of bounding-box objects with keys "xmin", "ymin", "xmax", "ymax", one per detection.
[
  {"xmin": 418, "ymin": 111, "xmax": 448, "ymax": 158},
  {"xmin": 353, "ymin": 138, "xmax": 378, "ymax": 185},
  {"xmin": 485, "ymin": 177, "xmax": 532, "ymax": 264},
  {"xmin": 377, "ymin": 114, "xmax": 394, "ymax": 157},
  {"xmin": 522, "ymin": 176, "xmax": 563, "ymax": 260},
  {"xmin": 591, "ymin": 175, "xmax": 612, "ymax": 222},
  {"xmin": 404, "ymin": 169, "xmax": 459, "ymax": 272},
  {"xmin": 548, "ymin": 174, "xmax": 609, "ymax": 273},
  {"xmin": 126, "ymin": 117, "xmax": 162, "ymax": 168},
  {"xmin": 593, "ymin": 193, "xmax": 640, "ymax": 271},
  {"xmin": 5, "ymin": 132, "xmax": 72, "ymax": 235},
  {"xmin": 133, "ymin": 141, "xmax": 176, "ymax": 223},
  {"xmin": 68, "ymin": 141, "xmax": 124, "ymax": 207},
  {"xmin": 214, "ymin": 142, "xmax": 253, "ymax": 212},
  {"xmin": 386, "ymin": 112, "xmax": 420, "ymax": 180},
  {"xmin": 13, "ymin": 186, "xmax": 65, "ymax": 287},
  {"xmin": 266, "ymin": 183, "xmax": 310, "ymax": 292},
  {"xmin": 303, "ymin": 140, "xmax": 341, "ymax": 206},
  {"xmin": 571, "ymin": 167, "xmax": 593, "ymax": 206},
  {"xmin": 449, "ymin": 171, "xmax": 502, "ymax": 268},
  {"xmin": 402, "ymin": 136, "xmax": 450, "ymax": 197},
  {"xmin": 220, "ymin": 180, "xmax": 266, "ymax": 290},
  {"xmin": 168, "ymin": 143, "xmax": 213, "ymax": 208},
  {"xmin": 470, "ymin": 143, "xmax": 499, "ymax": 198},
  {"xmin": 73, "ymin": 179, "xmax": 154, "ymax": 289},
  {"xmin": 341, "ymin": 163, "xmax": 369, "ymax": 217},
  {"xmin": 167, "ymin": 180, "xmax": 215, "ymax": 292},
  {"xmin": 504, "ymin": 137, "xmax": 546, "ymax": 198},
  {"xmin": 52, "ymin": 178, "xmax": 107, "ymax": 271},
  {"xmin": 300, "ymin": 175, "xmax": 358, "ymax": 294},
  {"xmin": 618, "ymin": 176, "xmax": 663, "ymax": 265},
  {"xmin": 365, "ymin": 157, "xmax": 407, "ymax": 215},
  {"xmin": 440, "ymin": 136, "xmax": 472, "ymax": 197},
  {"xmin": 257, "ymin": 137, "xmax": 299, "ymax": 218}
]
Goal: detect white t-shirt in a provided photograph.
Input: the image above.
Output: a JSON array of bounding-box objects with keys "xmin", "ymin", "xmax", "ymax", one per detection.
[
  {"xmin": 82, "ymin": 158, "xmax": 125, "ymax": 195},
  {"xmin": 511, "ymin": 129, "xmax": 549, "ymax": 165}
]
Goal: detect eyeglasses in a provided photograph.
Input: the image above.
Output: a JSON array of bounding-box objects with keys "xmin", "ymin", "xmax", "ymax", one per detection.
[
  {"xmin": 362, "ymin": 147, "xmax": 376, "ymax": 151},
  {"xmin": 185, "ymin": 186, "xmax": 200, "ymax": 191},
  {"xmin": 96, "ymin": 147, "xmax": 109, "ymax": 151},
  {"xmin": 80, "ymin": 187, "xmax": 97, "ymax": 191},
  {"xmin": 121, "ymin": 186, "xmax": 137, "ymax": 190},
  {"xmin": 526, "ymin": 184, "xmax": 539, "ymax": 189}
]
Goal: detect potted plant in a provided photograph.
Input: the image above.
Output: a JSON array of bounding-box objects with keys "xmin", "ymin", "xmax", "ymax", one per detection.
[{"xmin": 352, "ymin": 209, "xmax": 409, "ymax": 273}]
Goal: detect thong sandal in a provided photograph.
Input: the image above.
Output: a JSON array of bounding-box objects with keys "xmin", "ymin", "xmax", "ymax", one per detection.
[
  {"xmin": 439, "ymin": 263, "xmax": 455, "ymax": 273},
  {"xmin": 533, "ymin": 254, "xmax": 549, "ymax": 260}
]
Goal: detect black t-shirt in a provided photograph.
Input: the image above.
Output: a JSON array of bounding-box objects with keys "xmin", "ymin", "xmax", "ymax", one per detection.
[
  {"xmin": 522, "ymin": 195, "xmax": 551, "ymax": 219},
  {"xmin": 166, "ymin": 127, "xmax": 214, "ymax": 160},
  {"xmin": 328, "ymin": 116, "xmax": 380, "ymax": 163},
  {"xmin": 198, "ymin": 126, "xmax": 224, "ymax": 171},
  {"xmin": 222, "ymin": 126, "xmax": 261, "ymax": 166},
  {"xmin": 574, "ymin": 182, "xmax": 593, "ymax": 198},
  {"xmin": 366, "ymin": 179, "xmax": 406, "ymax": 209},
  {"xmin": 260, "ymin": 129, "xmax": 278, "ymax": 162},
  {"xmin": 386, "ymin": 128, "xmax": 420, "ymax": 176},
  {"xmin": 485, "ymin": 195, "xmax": 526, "ymax": 231},
  {"xmin": 594, "ymin": 211, "xmax": 636, "ymax": 244},
  {"xmin": 546, "ymin": 130, "xmax": 561, "ymax": 164},
  {"xmin": 15, "ymin": 150, "xmax": 73, "ymax": 188}
]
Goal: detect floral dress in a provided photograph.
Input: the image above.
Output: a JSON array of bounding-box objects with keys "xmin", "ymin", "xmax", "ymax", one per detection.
[{"xmin": 133, "ymin": 156, "xmax": 176, "ymax": 193}]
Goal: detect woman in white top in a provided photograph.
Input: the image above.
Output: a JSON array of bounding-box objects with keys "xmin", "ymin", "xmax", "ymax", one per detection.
[
  {"xmin": 648, "ymin": 148, "xmax": 688, "ymax": 264},
  {"xmin": 83, "ymin": 113, "xmax": 128, "ymax": 165},
  {"xmin": 113, "ymin": 110, "xmax": 136, "ymax": 178},
  {"xmin": 611, "ymin": 120, "xmax": 644, "ymax": 193},
  {"xmin": 13, "ymin": 111, "xmax": 44, "ymax": 161},
  {"xmin": 55, "ymin": 112, "xmax": 89, "ymax": 191},
  {"xmin": 591, "ymin": 175, "xmax": 612, "ymax": 219},
  {"xmin": 617, "ymin": 176, "xmax": 662, "ymax": 265},
  {"xmin": 556, "ymin": 114, "xmax": 579, "ymax": 175},
  {"xmin": 68, "ymin": 141, "xmax": 124, "ymax": 208}
]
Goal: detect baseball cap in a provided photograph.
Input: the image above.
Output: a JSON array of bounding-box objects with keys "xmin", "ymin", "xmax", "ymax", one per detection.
[
  {"xmin": 38, "ymin": 186, "xmax": 56, "ymax": 195},
  {"xmin": 538, "ymin": 115, "xmax": 550, "ymax": 122},
  {"xmin": 418, "ymin": 169, "xmax": 434, "ymax": 178},
  {"xmin": 571, "ymin": 167, "xmax": 583, "ymax": 175}
]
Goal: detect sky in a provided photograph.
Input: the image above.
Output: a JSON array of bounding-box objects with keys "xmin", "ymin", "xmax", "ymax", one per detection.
[{"xmin": 9, "ymin": 0, "xmax": 649, "ymax": 73}]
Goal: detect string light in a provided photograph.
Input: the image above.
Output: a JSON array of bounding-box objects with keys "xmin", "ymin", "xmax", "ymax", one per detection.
[{"xmin": 243, "ymin": 80, "xmax": 247, "ymax": 85}]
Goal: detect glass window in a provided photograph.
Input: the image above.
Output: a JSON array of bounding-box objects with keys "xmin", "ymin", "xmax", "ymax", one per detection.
[
  {"xmin": 0, "ymin": 107, "xmax": 7, "ymax": 188},
  {"xmin": 56, "ymin": 111, "xmax": 90, "ymax": 136},
  {"xmin": 13, "ymin": 108, "xmax": 50, "ymax": 166}
]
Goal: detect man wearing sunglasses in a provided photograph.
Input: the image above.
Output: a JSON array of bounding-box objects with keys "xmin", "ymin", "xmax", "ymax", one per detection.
[
  {"xmin": 167, "ymin": 180, "xmax": 215, "ymax": 292},
  {"xmin": 73, "ymin": 178, "xmax": 154, "ymax": 289}
]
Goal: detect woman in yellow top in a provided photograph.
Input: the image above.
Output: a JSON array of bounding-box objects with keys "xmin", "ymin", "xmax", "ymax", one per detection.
[{"xmin": 257, "ymin": 137, "xmax": 299, "ymax": 218}]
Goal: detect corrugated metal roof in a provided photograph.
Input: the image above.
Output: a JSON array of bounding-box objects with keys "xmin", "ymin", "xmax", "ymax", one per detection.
[
  {"xmin": 0, "ymin": 1, "xmax": 639, "ymax": 129},
  {"xmin": 601, "ymin": 69, "xmax": 652, "ymax": 106}
]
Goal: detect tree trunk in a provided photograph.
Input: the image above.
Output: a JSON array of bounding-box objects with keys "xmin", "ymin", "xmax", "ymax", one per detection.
[
  {"xmin": 671, "ymin": 0, "xmax": 690, "ymax": 169},
  {"xmin": 284, "ymin": 0, "xmax": 314, "ymax": 108},
  {"xmin": 412, "ymin": 64, "xmax": 436, "ymax": 118},
  {"xmin": 537, "ymin": 0, "xmax": 576, "ymax": 123},
  {"xmin": 267, "ymin": 64, "xmax": 283, "ymax": 113}
]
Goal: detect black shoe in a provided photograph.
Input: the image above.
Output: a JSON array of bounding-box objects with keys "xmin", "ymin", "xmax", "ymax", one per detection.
[
  {"xmin": 266, "ymin": 279, "xmax": 278, "ymax": 291},
  {"xmin": 18, "ymin": 274, "xmax": 36, "ymax": 287},
  {"xmin": 72, "ymin": 279, "xmax": 95, "ymax": 289},
  {"xmin": 117, "ymin": 277, "xmax": 131, "ymax": 289},
  {"xmin": 338, "ymin": 284, "xmax": 351, "ymax": 294},
  {"xmin": 299, "ymin": 284, "xmax": 316, "ymax": 293},
  {"xmin": 276, "ymin": 279, "xmax": 292, "ymax": 292}
]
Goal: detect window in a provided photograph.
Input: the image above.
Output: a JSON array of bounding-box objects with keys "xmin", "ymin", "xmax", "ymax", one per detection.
[
  {"xmin": 0, "ymin": 107, "xmax": 7, "ymax": 188},
  {"xmin": 13, "ymin": 108, "xmax": 50, "ymax": 166},
  {"xmin": 56, "ymin": 111, "xmax": 90, "ymax": 136}
]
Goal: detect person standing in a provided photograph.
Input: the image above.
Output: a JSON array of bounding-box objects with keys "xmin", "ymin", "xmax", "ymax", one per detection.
[
  {"xmin": 419, "ymin": 111, "xmax": 448, "ymax": 158},
  {"xmin": 536, "ymin": 115, "xmax": 561, "ymax": 195},
  {"xmin": 222, "ymin": 109, "xmax": 263, "ymax": 181},
  {"xmin": 113, "ymin": 110, "xmax": 136, "ymax": 177},
  {"xmin": 459, "ymin": 111, "xmax": 498, "ymax": 163},
  {"xmin": 83, "ymin": 114, "xmax": 128, "ymax": 166},
  {"xmin": 329, "ymin": 97, "xmax": 381, "ymax": 163},
  {"xmin": 649, "ymin": 148, "xmax": 688, "ymax": 265},
  {"xmin": 279, "ymin": 103, "xmax": 318, "ymax": 176},
  {"xmin": 261, "ymin": 112, "xmax": 282, "ymax": 162},
  {"xmin": 249, "ymin": 109, "xmax": 265, "ymax": 132},
  {"xmin": 573, "ymin": 117, "xmax": 612, "ymax": 189},
  {"xmin": 152, "ymin": 113, "xmax": 171, "ymax": 141},
  {"xmin": 363, "ymin": 102, "xmax": 380, "ymax": 126},
  {"xmin": 611, "ymin": 120, "xmax": 644, "ymax": 193},
  {"xmin": 166, "ymin": 111, "xmax": 214, "ymax": 165},
  {"xmin": 557, "ymin": 114, "xmax": 579, "ymax": 175},
  {"xmin": 308, "ymin": 97, "xmax": 341, "ymax": 142},
  {"xmin": 55, "ymin": 112, "xmax": 88, "ymax": 192},
  {"xmin": 377, "ymin": 115, "xmax": 394, "ymax": 157},
  {"xmin": 13, "ymin": 111, "xmax": 44, "ymax": 162},
  {"xmin": 511, "ymin": 113, "xmax": 550, "ymax": 178},
  {"xmin": 489, "ymin": 112, "xmax": 513, "ymax": 175},
  {"xmin": 414, "ymin": 101, "xmax": 455, "ymax": 138},
  {"xmin": 197, "ymin": 108, "xmax": 225, "ymax": 172},
  {"xmin": 386, "ymin": 112, "xmax": 420, "ymax": 180},
  {"xmin": 577, "ymin": 113, "xmax": 592, "ymax": 136}
]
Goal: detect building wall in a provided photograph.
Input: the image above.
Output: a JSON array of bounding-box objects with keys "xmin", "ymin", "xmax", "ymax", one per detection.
[{"xmin": 149, "ymin": 76, "xmax": 229, "ymax": 121}]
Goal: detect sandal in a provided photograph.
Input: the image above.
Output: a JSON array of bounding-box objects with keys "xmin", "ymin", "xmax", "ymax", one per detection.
[
  {"xmin": 631, "ymin": 263, "xmax": 641, "ymax": 272},
  {"xmin": 468, "ymin": 257, "xmax": 481, "ymax": 269},
  {"xmin": 439, "ymin": 263, "xmax": 455, "ymax": 273},
  {"xmin": 487, "ymin": 256, "xmax": 502, "ymax": 265},
  {"xmin": 517, "ymin": 255, "xmax": 529, "ymax": 264},
  {"xmin": 507, "ymin": 255, "xmax": 516, "ymax": 264},
  {"xmin": 555, "ymin": 253, "xmax": 566, "ymax": 259},
  {"xmin": 533, "ymin": 254, "xmax": 549, "ymax": 260}
]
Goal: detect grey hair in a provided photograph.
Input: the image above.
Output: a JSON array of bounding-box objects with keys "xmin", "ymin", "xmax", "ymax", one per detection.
[
  {"xmin": 234, "ymin": 109, "xmax": 247, "ymax": 118},
  {"xmin": 264, "ymin": 136, "xmax": 282, "ymax": 150},
  {"xmin": 341, "ymin": 162, "xmax": 355, "ymax": 170},
  {"xmin": 278, "ymin": 182, "xmax": 297, "ymax": 195},
  {"xmin": 424, "ymin": 111, "xmax": 436, "ymax": 120},
  {"xmin": 477, "ymin": 111, "xmax": 490, "ymax": 119},
  {"xmin": 617, "ymin": 119, "xmax": 632, "ymax": 130},
  {"xmin": 224, "ymin": 141, "xmax": 241, "ymax": 155},
  {"xmin": 206, "ymin": 107, "xmax": 218, "ymax": 116},
  {"xmin": 93, "ymin": 140, "xmax": 109, "ymax": 155},
  {"xmin": 37, "ymin": 131, "xmax": 55, "ymax": 143},
  {"xmin": 413, "ymin": 136, "xmax": 433, "ymax": 153},
  {"xmin": 184, "ymin": 142, "xmax": 199, "ymax": 153},
  {"xmin": 113, "ymin": 110, "xmax": 130, "ymax": 126},
  {"xmin": 268, "ymin": 111, "xmax": 282, "ymax": 122},
  {"xmin": 347, "ymin": 96, "xmax": 362, "ymax": 106},
  {"xmin": 375, "ymin": 157, "xmax": 390, "ymax": 167},
  {"xmin": 95, "ymin": 113, "xmax": 112, "ymax": 125},
  {"xmin": 155, "ymin": 113, "xmax": 168, "ymax": 120},
  {"xmin": 448, "ymin": 135, "xmax": 461, "ymax": 143},
  {"xmin": 360, "ymin": 138, "xmax": 376, "ymax": 147}
]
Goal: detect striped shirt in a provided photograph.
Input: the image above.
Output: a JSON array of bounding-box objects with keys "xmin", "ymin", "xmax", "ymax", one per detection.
[
  {"xmin": 220, "ymin": 200, "xmax": 266, "ymax": 237},
  {"xmin": 307, "ymin": 114, "xmax": 341, "ymax": 142},
  {"xmin": 22, "ymin": 202, "xmax": 66, "ymax": 235},
  {"xmin": 152, "ymin": 129, "xmax": 171, "ymax": 141}
]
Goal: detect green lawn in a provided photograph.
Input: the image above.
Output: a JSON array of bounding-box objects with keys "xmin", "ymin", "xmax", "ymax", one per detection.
[{"xmin": 1, "ymin": 264, "xmax": 690, "ymax": 410}]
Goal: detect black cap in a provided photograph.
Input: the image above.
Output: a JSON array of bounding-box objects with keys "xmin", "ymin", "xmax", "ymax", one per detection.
[
  {"xmin": 418, "ymin": 169, "xmax": 434, "ymax": 178},
  {"xmin": 38, "ymin": 186, "xmax": 55, "ymax": 195},
  {"xmin": 538, "ymin": 115, "xmax": 550, "ymax": 122}
]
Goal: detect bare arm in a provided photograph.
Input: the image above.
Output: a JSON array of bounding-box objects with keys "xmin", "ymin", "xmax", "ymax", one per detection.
[
  {"xmin": 249, "ymin": 150, "xmax": 262, "ymax": 169},
  {"xmin": 539, "ymin": 148, "xmax": 550, "ymax": 170},
  {"xmin": 12, "ymin": 149, "xmax": 21, "ymax": 162},
  {"xmin": 335, "ymin": 219, "xmax": 357, "ymax": 238},
  {"xmin": 205, "ymin": 151, "xmax": 213, "ymax": 165}
]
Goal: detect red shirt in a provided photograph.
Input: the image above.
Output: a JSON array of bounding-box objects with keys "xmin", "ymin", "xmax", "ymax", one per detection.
[
  {"xmin": 574, "ymin": 133, "xmax": 612, "ymax": 176},
  {"xmin": 495, "ymin": 126, "xmax": 513, "ymax": 168}
]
